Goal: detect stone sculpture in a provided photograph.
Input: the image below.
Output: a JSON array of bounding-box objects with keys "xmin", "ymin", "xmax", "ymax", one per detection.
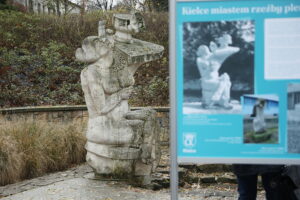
[
  {"xmin": 75, "ymin": 12, "xmax": 164, "ymax": 183},
  {"xmin": 252, "ymin": 99, "xmax": 266, "ymax": 133},
  {"xmin": 196, "ymin": 34, "xmax": 240, "ymax": 109},
  {"xmin": 249, "ymin": 99, "xmax": 274, "ymax": 143}
]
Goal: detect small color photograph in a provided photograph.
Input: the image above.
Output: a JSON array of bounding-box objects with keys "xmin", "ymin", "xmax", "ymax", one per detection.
[{"xmin": 242, "ymin": 94, "xmax": 279, "ymax": 144}]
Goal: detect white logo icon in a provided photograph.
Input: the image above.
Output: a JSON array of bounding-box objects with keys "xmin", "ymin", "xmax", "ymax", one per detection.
[{"xmin": 183, "ymin": 133, "xmax": 196, "ymax": 148}]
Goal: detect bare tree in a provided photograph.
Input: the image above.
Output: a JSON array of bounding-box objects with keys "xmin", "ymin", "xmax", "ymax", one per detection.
[
  {"xmin": 114, "ymin": 0, "xmax": 132, "ymax": 9},
  {"xmin": 87, "ymin": 0, "xmax": 114, "ymax": 10},
  {"xmin": 113, "ymin": 0, "xmax": 151, "ymax": 12},
  {"xmin": 81, "ymin": 0, "xmax": 86, "ymax": 14}
]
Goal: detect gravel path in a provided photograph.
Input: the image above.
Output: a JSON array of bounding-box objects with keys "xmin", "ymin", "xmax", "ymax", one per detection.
[{"xmin": 0, "ymin": 163, "xmax": 266, "ymax": 200}]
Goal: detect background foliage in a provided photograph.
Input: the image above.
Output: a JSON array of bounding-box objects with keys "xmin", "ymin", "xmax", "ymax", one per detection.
[{"xmin": 0, "ymin": 10, "xmax": 169, "ymax": 108}]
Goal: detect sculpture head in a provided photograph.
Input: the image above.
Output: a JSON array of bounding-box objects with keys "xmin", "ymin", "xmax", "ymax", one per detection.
[
  {"xmin": 75, "ymin": 36, "xmax": 110, "ymax": 63},
  {"xmin": 113, "ymin": 12, "xmax": 145, "ymax": 34},
  {"xmin": 209, "ymin": 41, "xmax": 218, "ymax": 52},
  {"xmin": 256, "ymin": 99, "xmax": 266, "ymax": 108},
  {"xmin": 113, "ymin": 12, "xmax": 145, "ymax": 43},
  {"xmin": 196, "ymin": 45, "xmax": 211, "ymax": 58},
  {"xmin": 218, "ymin": 34, "xmax": 232, "ymax": 48},
  {"xmin": 128, "ymin": 12, "xmax": 145, "ymax": 33}
]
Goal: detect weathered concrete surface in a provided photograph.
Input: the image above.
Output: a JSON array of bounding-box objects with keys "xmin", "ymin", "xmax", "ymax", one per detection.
[
  {"xmin": 1, "ymin": 177, "xmax": 238, "ymax": 200},
  {"xmin": 0, "ymin": 147, "xmax": 266, "ymax": 200},
  {"xmin": 0, "ymin": 163, "xmax": 266, "ymax": 200},
  {"xmin": 0, "ymin": 164, "xmax": 93, "ymax": 197}
]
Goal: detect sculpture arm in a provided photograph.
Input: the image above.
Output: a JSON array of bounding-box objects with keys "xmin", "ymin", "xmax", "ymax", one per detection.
[
  {"xmin": 210, "ymin": 47, "xmax": 240, "ymax": 66},
  {"xmin": 99, "ymin": 86, "xmax": 133, "ymax": 115},
  {"xmin": 196, "ymin": 58, "xmax": 207, "ymax": 77},
  {"xmin": 88, "ymin": 77, "xmax": 132, "ymax": 115},
  {"xmin": 85, "ymin": 67, "xmax": 106, "ymax": 115},
  {"xmin": 81, "ymin": 68, "xmax": 100, "ymax": 118},
  {"xmin": 83, "ymin": 64, "xmax": 132, "ymax": 115}
]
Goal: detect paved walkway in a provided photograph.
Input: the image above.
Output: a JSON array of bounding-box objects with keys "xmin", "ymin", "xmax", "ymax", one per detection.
[
  {"xmin": 0, "ymin": 164, "xmax": 265, "ymax": 200},
  {"xmin": 1, "ymin": 178, "xmax": 237, "ymax": 200}
]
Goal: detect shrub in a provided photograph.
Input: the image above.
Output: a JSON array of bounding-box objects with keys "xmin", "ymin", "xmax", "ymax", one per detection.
[
  {"xmin": 0, "ymin": 10, "xmax": 169, "ymax": 108},
  {"xmin": 130, "ymin": 76, "xmax": 169, "ymax": 106},
  {"xmin": 0, "ymin": 42, "xmax": 84, "ymax": 107}
]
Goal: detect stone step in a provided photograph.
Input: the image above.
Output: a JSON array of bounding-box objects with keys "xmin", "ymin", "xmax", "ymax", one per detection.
[
  {"xmin": 184, "ymin": 174, "xmax": 237, "ymax": 184},
  {"xmin": 179, "ymin": 164, "xmax": 233, "ymax": 173},
  {"xmin": 145, "ymin": 167, "xmax": 238, "ymax": 190}
]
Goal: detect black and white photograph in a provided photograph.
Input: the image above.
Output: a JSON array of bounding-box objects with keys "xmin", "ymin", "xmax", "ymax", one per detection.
[
  {"xmin": 287, "ymin": 83, "xmax": 300, "ymax": 153},
  {"xmin": 242, "ymin": 94, "xmax": 279, "ymax": 144},
  {"xmin": 183, "ymin": 20, "xmax": 255, "ymax": 114}
]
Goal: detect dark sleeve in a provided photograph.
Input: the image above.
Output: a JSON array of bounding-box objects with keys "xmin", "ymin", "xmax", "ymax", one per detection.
[{"xmin": 250, "ymin": 105, "xmax": 256, "ymax": 117}]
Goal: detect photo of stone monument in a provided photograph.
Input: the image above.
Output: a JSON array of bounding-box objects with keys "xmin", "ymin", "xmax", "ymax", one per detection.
[
  {"xmin": 242, "ymin": 94, "xmax": 279, "ymax": 144},
  {"xmin": 182, "ymin": 20, "xmax": 254, "ymax": 114},
  {"xmin": 287, "ymin": 83, "xmax": 300, "ymax": 153}
]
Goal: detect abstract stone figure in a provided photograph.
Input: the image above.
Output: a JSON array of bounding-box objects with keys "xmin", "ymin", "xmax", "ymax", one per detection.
[
  {"xmin": 75, "ymin": 12, "xmax": 164, "ymax": 182},
  {"xmin": 113, "ymin": 12, "xmax": 144, "ymax": 43},
  {"xmin": 196, "ymin": 34, "xmax": 240, "ymax": 109},
  {"xmin": 252, "ymin": 99, "xmax": 266, "ymax": 133}
]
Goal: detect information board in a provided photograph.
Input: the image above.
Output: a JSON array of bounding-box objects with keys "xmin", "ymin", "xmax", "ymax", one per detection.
[{"xmin": 173, "ymin": 0, "xmax": 300, "ymax": 164}]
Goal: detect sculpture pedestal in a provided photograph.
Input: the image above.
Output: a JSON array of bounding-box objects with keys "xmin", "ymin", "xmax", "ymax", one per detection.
[
  {"xmin": 251, "ymin": 132, "xmax": 272, "ymax": 143},
  {"xmin": 86, "ymin": 109, "xmax": 161, "ymax": 180}
]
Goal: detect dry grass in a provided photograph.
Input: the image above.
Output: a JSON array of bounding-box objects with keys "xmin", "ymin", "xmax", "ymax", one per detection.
[
  {"xmin": 0, "ymin": 121, "xmax": 86, "ymax": 186},
  {"xmin": 0, "ymin": 134, "xmax": 24, "ymax": 185}
]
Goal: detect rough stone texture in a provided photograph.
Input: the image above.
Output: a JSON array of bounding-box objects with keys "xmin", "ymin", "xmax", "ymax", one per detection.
[
  {"xmin": 0, "ymin": 106, "xmax": 88, "ymax": 124},
  {"xmin": 75, "ymin": 13, "xmax": 164, "ymax": 179}
]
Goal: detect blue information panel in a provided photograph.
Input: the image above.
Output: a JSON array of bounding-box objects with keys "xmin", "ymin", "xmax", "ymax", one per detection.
[{"xmin": 176, "ymin": 0, "xmax": 300, "ymax": 164}]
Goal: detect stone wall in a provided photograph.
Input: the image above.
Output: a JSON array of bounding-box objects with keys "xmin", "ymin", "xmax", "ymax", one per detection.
[{"xmin": 0, "ymin": 106, "xmax": 169, "ymax": 144}]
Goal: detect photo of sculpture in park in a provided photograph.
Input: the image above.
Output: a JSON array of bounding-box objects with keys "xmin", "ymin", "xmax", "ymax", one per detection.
[
  {"xmin": 287, "ymin": 83, "xmax": 300, "ymax": 153},
  {"xmin": 183, "ymin": 20, "xmax": 254, "ymax": 114},
  {"xmin": 242, "ymin": 95, "xmax": 279, "ymax": 144}
]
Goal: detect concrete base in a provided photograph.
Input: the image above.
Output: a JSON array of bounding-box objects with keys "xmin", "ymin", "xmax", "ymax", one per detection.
[
  {"xmin": 251, "ymin": 132, "xmax": 272, "ymax": 143},
  {"xmin": 183, "ymin": 101, "xmax": 241, "ymax": 114}
]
